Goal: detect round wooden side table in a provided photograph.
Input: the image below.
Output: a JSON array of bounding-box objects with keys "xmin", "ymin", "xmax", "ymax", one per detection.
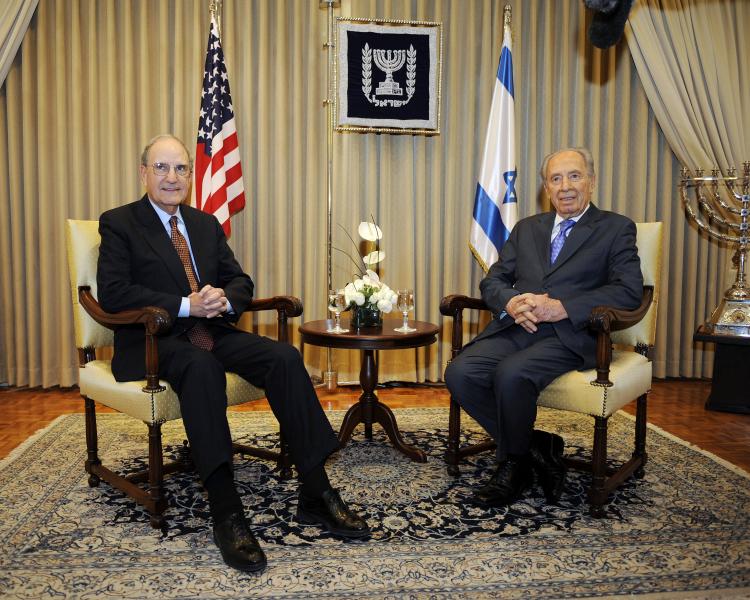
[{"xmin": 299, "ymin": 318, "xmax": 439, "ymax": 462}]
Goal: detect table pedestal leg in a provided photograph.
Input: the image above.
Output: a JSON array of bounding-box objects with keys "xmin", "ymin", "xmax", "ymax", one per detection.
[{"xmin": 337, "ymin": 349, "xmax": 426, "ymax": 462}]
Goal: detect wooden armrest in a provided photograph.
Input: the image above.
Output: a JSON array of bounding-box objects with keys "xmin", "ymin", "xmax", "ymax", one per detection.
[
  {"xmin": 588, "ymin": 286, "xmax": 654, "ymax": 334},
  {"xmin": 79, "ymin": 286, "xmax": 170, "ymax": 393},
  {"xmin": 247, "ymin": 295, "xmax": 304, "ymax": 318},
  {"xmin": 79, "ymin": 287, "xmax": 171, "ymax": 334},
  {"xmin": 439, "ymin": 294, "xmax": 488, "ymax": 316},
  {"xmin": 245, "ymin": 295, "xmax": 304, "ymax": 344},
  {"xmin": 440, "ymin": 295, "xmax": 489, "ymax": 360},
  {"xmin": 588, "ymin": 286, "xmax": 654, "ymax": 386}
]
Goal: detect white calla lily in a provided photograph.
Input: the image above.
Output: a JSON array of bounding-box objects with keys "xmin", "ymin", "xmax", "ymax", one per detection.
[
  {"xmin": 339, "ymin": 220, "xmax": 398, "ymax": 318},
  {"xmin": 358, "ymin": 221, "xmax": 383, "ymax": 241},
  {"xmin": 363, "ymin": 250, "xmax": 385, "ymax": 265}
]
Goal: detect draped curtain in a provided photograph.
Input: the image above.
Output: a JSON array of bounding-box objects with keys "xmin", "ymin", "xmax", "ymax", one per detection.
[
  {"xmin": 0, "ymin": 0, "xmax": 37, "ymax": 86},
  {"xmin": 1, "ymin": 0, "xmax": 743, "ymax": 388},
  {"xmin": 626, "ymin": 0, "xmax": 750, "ymax": 377}
]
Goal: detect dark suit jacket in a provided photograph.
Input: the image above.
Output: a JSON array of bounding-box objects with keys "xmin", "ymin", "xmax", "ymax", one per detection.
[
  {"xmin": 97, "ymin": 195, "xmax": 254, "ymax": 381},
  {"xmin": 473, "ymin": 203, "xmax": 643, "ymax": 368}
]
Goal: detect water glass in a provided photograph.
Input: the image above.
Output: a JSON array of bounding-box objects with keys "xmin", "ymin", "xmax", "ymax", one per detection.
[
  {"xmin": 394, "ymin": 289, "xmax": 416, "ymax": 333},
  {"xmin": 327, "ymin": 289, "xmax": 349, "ymax": 333}
]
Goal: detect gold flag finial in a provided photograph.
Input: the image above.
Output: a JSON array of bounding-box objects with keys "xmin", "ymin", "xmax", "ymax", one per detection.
[
  {"xmin": 504, "ymin": 4, "xmax": 512, "ymax": 29},
  {"xmin": 209, "ymin": 0, "xmax": 222, "ymax": 38}
]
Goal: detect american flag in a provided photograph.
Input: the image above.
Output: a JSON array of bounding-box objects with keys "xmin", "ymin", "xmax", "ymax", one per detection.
[{"xmin": 193, "ymin": 15, "xmax": 245, "ymax": 237}]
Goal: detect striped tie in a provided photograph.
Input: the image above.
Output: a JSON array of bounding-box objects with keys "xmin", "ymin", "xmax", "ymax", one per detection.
[
  {"xmin": 169, "ymin": 216, "xmax": 214, "ymax": 351},
  {"xmin": 550, "ymin": 219, "xmax": 575, "ymax": 264}
]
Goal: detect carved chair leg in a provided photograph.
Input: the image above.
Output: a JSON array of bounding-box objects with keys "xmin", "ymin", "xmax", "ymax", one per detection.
[
  {"xmin": 446, "ymin": 397, "xmax": 462, "ymax": 476},
  {"xmin": 633, "ymin": 393, "xmax": 648, "ymax": 478},
  {"xmin": 147, "ymin": 423, "xmax": 167, "ymax": 529},
  {"xmin": 589, "ymin": 416, "xmax": 609, "ymax": 518},
  {"xmin": 83, "ymin": 397, "xmax": 101, "ymax": 487}
]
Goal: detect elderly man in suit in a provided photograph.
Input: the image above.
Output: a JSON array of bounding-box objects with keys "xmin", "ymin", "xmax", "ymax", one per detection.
[
  {"xmin": 445, "ymin": 147, "xmax": 643, "ymax": 507},
  {"xmin": 97, "ymin": 134, "xmax": 370, "ymax": 573}
]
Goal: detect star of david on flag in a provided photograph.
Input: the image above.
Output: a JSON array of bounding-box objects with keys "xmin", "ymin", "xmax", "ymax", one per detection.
[
  {"xmin": 192, "ymin": 15, "xmax": 245, "ymax": 237},
  {"xmin": 469, "ymin": 19, "xmax": 517, "ymax": 272}
]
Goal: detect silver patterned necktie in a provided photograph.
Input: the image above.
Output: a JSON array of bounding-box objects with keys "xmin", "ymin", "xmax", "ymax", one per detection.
[{"xmin": 550, "ymin": 219, "xmax": 575, "ymax": 264}]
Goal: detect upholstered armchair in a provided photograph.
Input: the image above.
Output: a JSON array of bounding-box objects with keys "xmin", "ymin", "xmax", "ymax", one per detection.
[
  {"xmin": 66, "ymin": 219, "xmax": 300, "ymax": 528},
  {"xmin": 440, "ymin": 222, "xmax": 663, "ymax": 517}
]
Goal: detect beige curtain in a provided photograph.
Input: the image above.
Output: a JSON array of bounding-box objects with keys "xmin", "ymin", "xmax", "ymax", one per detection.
[
  {"xmin": 627, "ymin": 0, "xmax": 750, "ymax": 168},
  {"xmin": 626, "ymin": 0, "xmax": 750, "ymax": 377},
  {"xmin": 1, "ymin": 0, "xmax": 736, "ymax": 388}
]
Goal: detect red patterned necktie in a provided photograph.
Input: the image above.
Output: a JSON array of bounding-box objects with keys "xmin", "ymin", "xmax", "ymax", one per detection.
[{"xmin": 169, "ymin": 216, "xmax": 214, "ymax": 351}]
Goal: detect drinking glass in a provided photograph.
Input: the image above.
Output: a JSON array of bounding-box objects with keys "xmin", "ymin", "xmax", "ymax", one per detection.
[
  {"xmin": 327, "ymin": 289, "xmax": 349, "ymax": 333},
  {"xmin": 394, "ymin": 289, "xmax": 416, "ymax": 333}
]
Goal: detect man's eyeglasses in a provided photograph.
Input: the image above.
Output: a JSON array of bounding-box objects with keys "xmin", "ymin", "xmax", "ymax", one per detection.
[{"xmin": 147, "ymin": 162, "xmax": 192, "ymax": 178}]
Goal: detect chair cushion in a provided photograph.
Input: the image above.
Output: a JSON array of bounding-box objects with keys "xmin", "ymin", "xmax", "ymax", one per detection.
[
  {"xmin": 79, "ymin": 360, "xmax": 266, "ymax": 424},
  {"xmin": 537, "ymin": 350, "xmax": 652, "ymax": 418}
]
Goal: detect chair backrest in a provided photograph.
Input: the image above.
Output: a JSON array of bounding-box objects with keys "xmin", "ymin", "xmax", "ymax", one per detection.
[
  {"xmin": 65, "ymin": 219, "xmax": 114, "ymax": 350},
  {"xmin": 611, "ymin": 221, "xmax": 663, "ymax": 348}
]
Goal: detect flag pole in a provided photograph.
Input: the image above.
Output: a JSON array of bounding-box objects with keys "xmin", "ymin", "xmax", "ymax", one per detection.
[{"xmin": 321, "ymin": 0, "xmax": 339, "ymax": 390}]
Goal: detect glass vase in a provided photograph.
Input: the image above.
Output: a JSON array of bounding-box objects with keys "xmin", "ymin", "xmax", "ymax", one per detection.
[{"xmin": 351, "ymin": 303, "xmax": 383, "ymax": 329}]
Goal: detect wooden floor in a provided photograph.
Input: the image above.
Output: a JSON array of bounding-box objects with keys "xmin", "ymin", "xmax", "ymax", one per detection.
[{"xmin": 1, "ymin": 379, "xmax": 748, "ymax": 472}]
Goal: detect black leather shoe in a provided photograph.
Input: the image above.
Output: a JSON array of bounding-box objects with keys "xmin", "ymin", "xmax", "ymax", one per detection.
[
  {"xmin": 529, "ymin": 429, "xmax": 567, "ymax": 503},
  {"xmin": 297, "ymin": 488, "xmax": 371, "ymax": 539},
  {"xmin": 213, "ymin": 510, "xmax": 267, "ymax": 573},
  {"xmin": 471, "ymin": 455, "xmax": 533, "ymax": 507}
]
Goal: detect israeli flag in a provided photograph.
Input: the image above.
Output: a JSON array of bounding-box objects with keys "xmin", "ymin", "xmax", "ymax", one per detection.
[{"xmin": 470, "ymin": 22, "xmax": 517, "ymax": 272}]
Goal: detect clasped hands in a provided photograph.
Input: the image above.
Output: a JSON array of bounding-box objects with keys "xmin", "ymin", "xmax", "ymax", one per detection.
[
  {"xmin": 505, "ymin": 293, "xmax": 568, "ymax": 333},
  {"xmin": 189, "ymin": 285, "xmax": 228, "ymax": 318}
]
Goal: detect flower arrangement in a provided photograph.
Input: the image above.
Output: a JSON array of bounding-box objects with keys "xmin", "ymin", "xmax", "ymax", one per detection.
[{"xmin": 338, "ymin": 221, "xmax": 397, "ymax": 327}]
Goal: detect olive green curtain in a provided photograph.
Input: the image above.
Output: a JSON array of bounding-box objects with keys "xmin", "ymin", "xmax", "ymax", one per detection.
[{"xmin": 1, "ymin": 0, "xmax": 743, "ymax": 388}]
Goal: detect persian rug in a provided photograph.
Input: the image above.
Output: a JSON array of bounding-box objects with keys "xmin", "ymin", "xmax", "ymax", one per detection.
[{"xmin": 1, "ymin": 407, "xmax": 749, "ymax": 599}]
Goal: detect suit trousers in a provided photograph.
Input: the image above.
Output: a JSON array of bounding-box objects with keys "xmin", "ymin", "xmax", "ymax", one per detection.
[
  {"xmin": 444, "ymin": 323, "xmax": 583, "ymax": 461},
  {"xmin": 156, "ymin": 324, "xmax": 339, "ymax": 482}
]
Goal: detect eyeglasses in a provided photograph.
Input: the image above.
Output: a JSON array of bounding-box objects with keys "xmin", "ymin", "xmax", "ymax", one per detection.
[{"xmin": 147, "ymin": 162, "xmax": 192, "ymax": 178}]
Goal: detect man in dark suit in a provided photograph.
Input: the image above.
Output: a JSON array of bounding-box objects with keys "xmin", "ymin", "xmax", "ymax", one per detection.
[
  {"xmin": 97, "ymin": 134, "xmax": 370, "ymax": 573},
  {"xmin": 445, "ymin": 147, "xmax": 643, "ymax": 507}
]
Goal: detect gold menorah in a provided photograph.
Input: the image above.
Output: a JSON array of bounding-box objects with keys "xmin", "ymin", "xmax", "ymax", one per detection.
[{"xmin": 679, "ymin": 162, "xmax": 750, "ymax": 335}]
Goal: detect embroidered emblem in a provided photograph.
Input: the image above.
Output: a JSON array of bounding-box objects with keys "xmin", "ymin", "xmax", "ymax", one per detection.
[{"xmin": 361, "ymin": 43, "xmax": 416, "ymax": 107}]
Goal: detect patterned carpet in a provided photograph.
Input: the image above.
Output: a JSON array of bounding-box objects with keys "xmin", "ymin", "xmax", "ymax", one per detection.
[{"xmin": 1, "ymin": 407, "xmax": 749, "ymax": 599}]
